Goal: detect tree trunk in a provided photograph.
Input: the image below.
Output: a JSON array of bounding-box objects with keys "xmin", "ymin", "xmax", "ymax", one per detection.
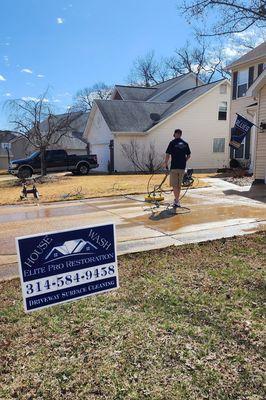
[{"xmin": 40, "ymin": 147, "xmax": 47, "ymax": 176}]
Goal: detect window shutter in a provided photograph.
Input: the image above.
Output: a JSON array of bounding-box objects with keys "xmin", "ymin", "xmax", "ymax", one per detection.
[
  {"xmin": 245, "ymin": 131, "xmax": 251, "ymax": 159},
  {"xmin": 258, "ymin": 63, "xmax": 264, "ymax": 76},
  {"xmin": 248, "ymin": 66, "xmax": 254, "ymax": 87},
  {"xmin": 230, "ymin": 128, "xmax": 234, "ymax": 158},
  {"xmin": 232, "ymin": 71, "xmax": 238, "ymax": 100}
]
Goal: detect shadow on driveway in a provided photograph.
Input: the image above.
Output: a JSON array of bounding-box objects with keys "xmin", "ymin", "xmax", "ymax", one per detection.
[
  {"xmin": 149, "ymin": 206, "xmax": 191, "ymax": 221},
  {"xmin": 223, "ymin": 183, "xmax": 266, "ymax": 204}
]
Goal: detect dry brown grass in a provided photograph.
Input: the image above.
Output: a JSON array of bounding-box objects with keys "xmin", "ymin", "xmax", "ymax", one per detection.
[{"xmin": 0, "ymin": 173, "xmax": 210, "ymax": 205}]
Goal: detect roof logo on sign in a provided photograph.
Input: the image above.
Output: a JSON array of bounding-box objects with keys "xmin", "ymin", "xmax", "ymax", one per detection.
[{"xmin": 45, "ymin": 239, "xmax": 98, "ymax": 261}]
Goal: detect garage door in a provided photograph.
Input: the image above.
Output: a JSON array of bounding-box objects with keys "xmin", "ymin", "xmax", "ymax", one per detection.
[{"xmin": 91, "ymin": 144, "xmax": 110, "ymax": 172}]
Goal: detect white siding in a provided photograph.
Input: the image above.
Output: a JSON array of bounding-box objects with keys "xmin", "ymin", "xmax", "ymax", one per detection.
[
  {"xmin": 255, "ymin": 85, "xmax": 266, "ymax": 180},
  {"xmin": 84, "ymin": 106, "xmax": 113, "ymax": 171},
  {"xmin": 115, "ymin": 83, "xmax": 230, "ymax": 171}
]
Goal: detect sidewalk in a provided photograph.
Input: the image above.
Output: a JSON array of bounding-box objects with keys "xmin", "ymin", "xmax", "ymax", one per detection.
[{"xmin": 0, "ymin": 178, "xmax": 265, "ymax": 281}]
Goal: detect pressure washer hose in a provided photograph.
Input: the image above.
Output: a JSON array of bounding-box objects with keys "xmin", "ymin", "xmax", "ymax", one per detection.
[{"xmin": 123, "ymin": 170, "xmax": 197, "ymax": 210}]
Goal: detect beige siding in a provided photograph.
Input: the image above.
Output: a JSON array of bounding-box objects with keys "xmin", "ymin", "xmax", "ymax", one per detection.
[
  {"xmin": 230, "ymin": 96, "xmax": 254, "ymax": 128},
  {"xmin": 229, "ymin": 58, "xmax": 266, "ymax": 169},
  {"xmin": 0, "ymin": 156, "xmax": 9, "ymax": 169},
  {"xmin": 115, "ymin": 83, "xmax": 230, "ymax": 171},
  {"xmin": 255, "ymin": 85, "xmax": 266, "ymax": 180}
]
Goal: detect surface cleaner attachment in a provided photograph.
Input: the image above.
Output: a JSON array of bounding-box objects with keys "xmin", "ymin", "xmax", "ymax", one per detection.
[{"xmin": 144, "ymin": 193, "xmax": 165, "ymax": 203}]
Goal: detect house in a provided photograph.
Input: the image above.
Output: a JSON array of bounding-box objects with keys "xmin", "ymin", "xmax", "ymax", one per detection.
[
  {"xmin": 10, "ymin": 112, "xmax": 89, "ymax": 161},
  {"xmin": 226, "ymin": 41, "xmax": 266, "ymax": 180},
  {"xmin": 45, "ymin": 239, "xmax": 97, "ymax": 261},
  {"xmin": 0, "ymin": 130, "xmax": 18, "ymax": 169},
  {"xmin": 83, "ymin": 72, "xmax": 231, "ymax": 172}
]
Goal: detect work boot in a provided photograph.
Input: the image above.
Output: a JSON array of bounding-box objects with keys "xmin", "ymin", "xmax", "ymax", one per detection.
[{"xmin": 172, "ymin": 199, "xmax": 180, "ymax": 208}]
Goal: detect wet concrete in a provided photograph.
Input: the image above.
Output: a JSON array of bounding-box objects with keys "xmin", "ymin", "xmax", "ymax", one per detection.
[
  {"xmin": 0, "ymin": 178, "xmax": 265, "ymax": 280},
  {"xmin": 132, "ymin": 203, "xmax": 266, "ymax": 233}
]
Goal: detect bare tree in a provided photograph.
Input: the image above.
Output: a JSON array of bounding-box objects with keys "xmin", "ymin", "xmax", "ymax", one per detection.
[
  {"xmin": 128, "ymin": 51, "xmax": 170, "ymax": 87},
  {"xmin": 121, "ymin": 140, "xmax": 163, "ymax": 172},
  {"xmin": 180, "ymin": 0, "xmax": 266, "ymax": 36},
  {"xmin": 73, "ymin": 82, "xmax": 112, "ymax": 112},
  {"xmin": 7, "ymin": 92, "xmax": 82, "ymax": 176},
  {"xmin": 128, "ymin": 41, "xmax": 230, "ymax": 87},
  {"xmin": 166, "ymin": 39, "xmax": 229, "ymax": 84}
]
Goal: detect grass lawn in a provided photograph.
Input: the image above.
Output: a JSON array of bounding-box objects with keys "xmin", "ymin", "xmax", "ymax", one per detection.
[
  {"xmin": 0, "ymin": 173, "xmax": 209, "ymax": 205},
  {"xmin": 1, "ymin": 233, "xmax": 265, "ymax": 399}
]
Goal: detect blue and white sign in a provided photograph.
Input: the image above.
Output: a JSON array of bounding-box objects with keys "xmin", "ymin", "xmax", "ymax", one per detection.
[{"xmin": 16, "ymin": 223, "xmax": 118, "ymax": 312}]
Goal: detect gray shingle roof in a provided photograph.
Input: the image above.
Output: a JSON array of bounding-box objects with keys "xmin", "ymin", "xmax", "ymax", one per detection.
[
  {"xmin": 0, "ymin": 130, "xmax": 18, "ymax": 142},
  {"xmin": 95, "ymin": 100, "xmax": 171, "ymax": 132},
  {"xmin": 152, "ymin": 74, "xmax": 188, "ymax": 90},
  {"xmin": 114, "ymin": 74, "xmax": 192, "ymax": 102},
  {"xmin": 10, "ymin": 112, "xmax": 89, "ymax": 151},
  {"xmin": 226, "ymin": 42, "xmax": 266, "ymax": 69},
  {"xmin": 161, "ymin": 80, "xmax": 223, "ymax": 120},
  {"xmin": 115, "ymin": 85, "xmax": 157, "ymax": 101},
  {"xmin": 39, "ymin": 111, "xmax": 89, "ymax": 132},
  {"xmin": 96, "ymin": 80, "xmax": 224, "ymax": 132}
]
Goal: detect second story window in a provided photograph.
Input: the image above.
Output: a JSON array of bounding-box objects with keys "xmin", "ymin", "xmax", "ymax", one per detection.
[
  {"xmin": 220, "ymin": 84, "xmax": 227, "ymax": 94},
  {"xmin": 258, "ymin": 63, "xmax": 265, "ymax": 76},
  {"xmin": 237, "ymin": 69, "xmax": 248, "ymax": 97},
  {"xmin": 218, "ymin": 101, "xmax": 227, "ymax": 120}
]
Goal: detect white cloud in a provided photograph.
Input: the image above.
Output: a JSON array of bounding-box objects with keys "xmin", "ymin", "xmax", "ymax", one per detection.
[
  {"xmin": 0, "ymin": 74, "xmax": 6, "ymax": 81},
  {"xmin": 37, "ymin": 74, "xmax": 45, "ymax": 78},
  {"xmin": 223, "ymin": 47, "xmax": 239, "ymax": 58},
  {"xmin": 21, "ymin": 96, "xmax": 49, "ymax": 102},
  {"xmin": 21, "ymin": 68, "xmax": 33, "ymax": 74},
  {"xmin": 57, "ymin": 17, "xmax": 64, "ymax": 24},
  {"xmin": 53, "ymin": 99, "xmax": 61, "ymax": 103},
  {"xmin": 4, "ymin": 92, "xmax": 11, "ymax": 96}
]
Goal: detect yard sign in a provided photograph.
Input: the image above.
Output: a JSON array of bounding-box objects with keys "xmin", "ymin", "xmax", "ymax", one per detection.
[{"xmin": 16, "ymin": 223, "xmax": 118, "ymax": 312}]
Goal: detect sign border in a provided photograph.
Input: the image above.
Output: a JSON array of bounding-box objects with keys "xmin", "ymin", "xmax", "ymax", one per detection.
[{"xmin": 16, "ymin": 222, "xmax": 118, "ymax": 313}]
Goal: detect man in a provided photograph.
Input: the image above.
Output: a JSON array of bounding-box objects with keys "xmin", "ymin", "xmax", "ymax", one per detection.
[{"xmin": 164, "ymin": 129, "xmax": 191, "ymax": 207}]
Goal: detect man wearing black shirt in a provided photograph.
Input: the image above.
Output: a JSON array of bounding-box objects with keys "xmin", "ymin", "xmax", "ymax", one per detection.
[{"xmin": 164, "ymin": 129, "xmax": 191, "ymax": 207}]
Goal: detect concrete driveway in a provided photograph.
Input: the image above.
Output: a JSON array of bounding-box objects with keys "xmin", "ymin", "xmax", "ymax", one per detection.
[{"xmin": 0, "ymin": 178, "xmax": 265, "ymax": 281}]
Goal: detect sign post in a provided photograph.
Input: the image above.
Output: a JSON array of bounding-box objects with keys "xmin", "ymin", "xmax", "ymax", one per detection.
[{"xmin": 16, "ymin": 223, "xmax": 118, "ymax": 312}]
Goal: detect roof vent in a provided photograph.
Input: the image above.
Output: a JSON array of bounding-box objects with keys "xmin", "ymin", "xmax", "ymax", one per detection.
[{"xmin": 150, "ymin": 113, "xmax": 160, "ymax": 125}]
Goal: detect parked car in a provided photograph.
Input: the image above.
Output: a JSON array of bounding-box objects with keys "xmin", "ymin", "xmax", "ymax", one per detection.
[{"xmin": 8, "ymin": 149, "xmax": 98, "ymax": 179}]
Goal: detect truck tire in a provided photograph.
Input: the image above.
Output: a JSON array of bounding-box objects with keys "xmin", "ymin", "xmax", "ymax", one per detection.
[
  {"xmin": 77, "ymin": 163, "xmax": 89, "ymax": 175},
  {"xmin": 18, "ymin": 167, "xmax": 32, "ymax": 179}
]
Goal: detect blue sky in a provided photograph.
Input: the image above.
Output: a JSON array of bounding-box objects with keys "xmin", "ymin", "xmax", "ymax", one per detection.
[{"xmin": 0, "ymin": 0, "xmax": 195, "ymax": 128}]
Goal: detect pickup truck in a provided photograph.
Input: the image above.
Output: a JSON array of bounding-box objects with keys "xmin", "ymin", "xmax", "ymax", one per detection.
[{"xmin": 8, "ymin": 149, "xmax": 99, "ymax": 179}]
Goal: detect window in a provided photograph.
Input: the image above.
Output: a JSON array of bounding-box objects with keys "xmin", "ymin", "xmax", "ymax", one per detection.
[
  {"xmin": 213, "ymin": 138, "xmax": 225, "ymax": 153},
  {"xmin": 218, "ymin": 101, "xmax": 227, "ymax": 120},
  {"xmin": 258, "ymin": 63, "xmax": 265, "ymax": 76},
  {"xmin": 220, "ymin": 84, "xmax": 227, "ymax": 94},
  {"xmin": 237, "ymin": 69, "xmax": 248, "ymax": 97}
]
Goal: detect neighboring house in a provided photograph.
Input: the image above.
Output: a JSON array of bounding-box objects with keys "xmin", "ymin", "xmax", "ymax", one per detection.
[
  {"xmin": 83, "ymin": 72, "xmax": 231, "ymax": 172},
  {"xmin": 226, "ymin": 42, "xmax": 266, "ymax": 178},
  {"xmin": 10, "ymin": 112, "xmax": 89, "ymax": 160},
  {"xmin": 0, "ymin": 130, "xmax": 18, "ymax": 169}
]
